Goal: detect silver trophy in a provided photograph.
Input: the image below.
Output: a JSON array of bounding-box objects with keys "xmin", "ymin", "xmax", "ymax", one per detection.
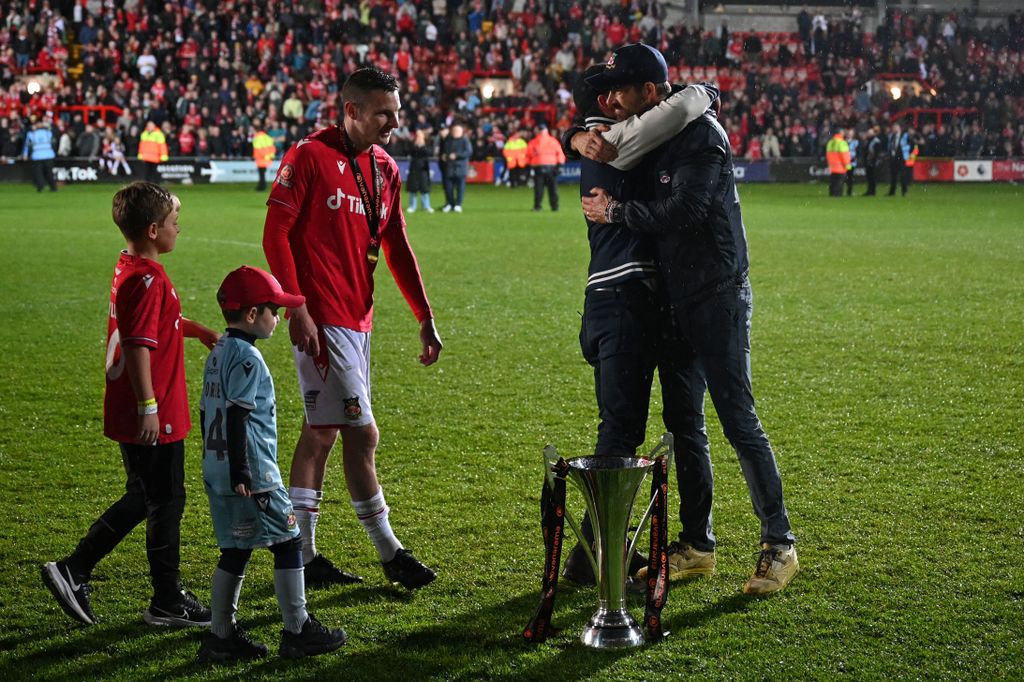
[{"xmin": 545, "ymin": 434, "xmax": 673, "ymax": 649}]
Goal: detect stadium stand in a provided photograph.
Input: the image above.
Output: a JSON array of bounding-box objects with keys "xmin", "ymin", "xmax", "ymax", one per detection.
[{"xmin": 1, "ymin": 1, "xmax": 1022, "ymax": 167}]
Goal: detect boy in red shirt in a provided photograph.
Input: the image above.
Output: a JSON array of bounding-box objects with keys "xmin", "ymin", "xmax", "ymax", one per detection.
[{"xmin": 43, "ymin": 181, "xmax": 220, "ymax": 627}]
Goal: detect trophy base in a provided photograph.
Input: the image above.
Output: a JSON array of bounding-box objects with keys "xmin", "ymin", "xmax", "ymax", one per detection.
[{"xmin": 580, "ymin": 609, "xmax": 646, "ymax": 649}]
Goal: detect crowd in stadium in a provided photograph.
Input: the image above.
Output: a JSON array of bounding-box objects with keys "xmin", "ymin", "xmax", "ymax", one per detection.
[{"xmin": 1, "ymin": 0, "xmax": 1023, "ymax": 167}]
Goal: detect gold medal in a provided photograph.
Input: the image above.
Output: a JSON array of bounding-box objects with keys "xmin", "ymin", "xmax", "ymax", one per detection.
[{"xmin": 367, "ymin": 243, "xmax": 380, "ymax": 264}]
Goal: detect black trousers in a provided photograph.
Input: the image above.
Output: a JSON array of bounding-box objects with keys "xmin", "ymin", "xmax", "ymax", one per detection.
[
  {"xmin": 256, "ymin": 166, "xmax": 267, "ymax": 190},
  {"xmin": 829, "ymin": 172, "xmax": 845, "ymax": 197},
  {"xmin": 532, "ymin": 166, "xmax": 559, "ymax": 210},
  {"xmin": 864, "ymin": 164, "xmax": 877, "ymax": 195},
  {"xmin": 888, "ymin": 159, "xmax": 910, "ymax": 195},
  {"xmin": 66, "ymin": 440, "xmax": 186, "ymax": 601},
  {"xmin": 845, "ymin": 168, "xmax": 855, "ymax": 195},
  {"xmin": 31, "ymin": 158, "xmax": 57, "ymax": 191},
  {"xmin": 579, "ymin": 281, "xmax": 661, "ymax": 456}
]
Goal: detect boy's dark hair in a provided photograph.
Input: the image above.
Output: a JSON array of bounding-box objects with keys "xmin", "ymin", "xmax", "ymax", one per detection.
[
  {"xmin": 111, "ymin": 182, "xmax": 174, "ymax": 242},
  {"xmin": 342, "ymin": 67, "xmax": 399, "ymax": 106},
  {"xmin": 219, "ymin": 300, "xmax": 275, "ymax": 324}
]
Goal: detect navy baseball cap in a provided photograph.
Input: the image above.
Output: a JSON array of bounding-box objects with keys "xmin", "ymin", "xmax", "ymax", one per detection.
[{"xmin": 585, "ymin": 44, "xmax": 669, "ymax": 91}]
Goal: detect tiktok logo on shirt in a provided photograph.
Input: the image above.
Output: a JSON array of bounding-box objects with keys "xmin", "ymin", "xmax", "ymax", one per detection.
[
  {"xmin": 327, "ymin": 187, "xmax": 348, "ymax": 210},
  {"xmin": 326, "ymin": 188, "xmax": 388, "ymax": 220}
]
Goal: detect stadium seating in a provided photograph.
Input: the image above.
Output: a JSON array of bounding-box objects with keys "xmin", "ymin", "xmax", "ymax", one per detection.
[{"xmin": 0, "ymin": 2, "xmax": 1021, "ymax": 163}]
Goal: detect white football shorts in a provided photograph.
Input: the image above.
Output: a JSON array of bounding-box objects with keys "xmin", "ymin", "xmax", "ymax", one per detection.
[{"xmin": 293, "ymin": 324, "xmax": 374, "ymax": 428}]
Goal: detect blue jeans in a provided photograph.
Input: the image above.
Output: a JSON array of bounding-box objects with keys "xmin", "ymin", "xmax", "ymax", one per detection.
[
  {"xmin": 445, "ymin": 175, "xmax": 466, "ymax": 207},
  {"xmin": 661, "ymin": 279, "xmax": 795, "ymax": 549}
]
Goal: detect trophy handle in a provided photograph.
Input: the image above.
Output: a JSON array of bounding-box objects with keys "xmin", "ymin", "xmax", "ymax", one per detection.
[
  {"xmin": 544, "ymin": 445, "xmax": 598, "ymax": 576},
  {"xmin": 625, "ymin": 434, "xmax": 675, "ymax": 561}
]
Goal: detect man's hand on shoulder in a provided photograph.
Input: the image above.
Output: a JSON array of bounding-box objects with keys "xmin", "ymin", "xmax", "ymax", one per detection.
[
  {"xmin": 289, "ymin": 304, "xmax": 320, "ymax": 357},
  {"xmin": 571, "ymin": 129, "xmax": 618, "ymax": 163},
  {"xmin": 418, "ymin": 318, "xmax": 442, "ymax": 366}
]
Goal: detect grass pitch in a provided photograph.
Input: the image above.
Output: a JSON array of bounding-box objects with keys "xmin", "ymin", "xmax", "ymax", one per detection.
[{"xmin": 1, "ymin": 181, "xmax": 1022, "ymax": 680}]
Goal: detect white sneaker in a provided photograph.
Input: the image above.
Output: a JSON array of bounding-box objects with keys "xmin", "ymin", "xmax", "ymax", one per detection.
[
  {"xmin": 442, "ymin": 205, "xmax": 452, "ymax": 213},
  {"xmin": 425, "ymin": 207, "xmax": 434, "ymax": 213},
  {"xmin": 453, "ymin": 205, "xmax": 463, "ymax": 213},
  {"xmin": 407, "ymin": 206, "xmax": 416, "ymax": 213},
  {"xmin": 743, "ymin": 543, "xmax": 799, "ymax": 594}
]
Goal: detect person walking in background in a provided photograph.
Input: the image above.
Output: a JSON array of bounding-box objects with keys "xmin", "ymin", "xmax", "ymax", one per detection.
[
  {"xmin": 436, "ymin": 126, "xmax": 452, "ymax": 209},
  {"xmin": 406, "ymin": 129, "xmax": 434, "ymax": 213},
  {"xmin": 75, "ymin": 123, "xmax": 101, "ymax": 161},
  {"xmin": 502, "ymin": 130, "xmax": 528, "ymax": 187},
  {"xmin": 845, "ymin": 128, "xmax": 859, "ymax": 196},
  {"xmin": 901, "ymin": 131, "xmax": 919, "ymax": 197},
  {"xmin": 440, "ymin": 124, "xmax": 471, "ymax": 212},
  {"xmin": 526, "ymin": 122, "xmax": 565, "ymax": 211},
  {"xmin": 21, "ymin": 115, "xmax": 58, "ymax": 192},
  {"xmin": 138, "ymin": 120, "xmax": 168, "ymax": 183},
  {"xmin": 863, "ymin": 125, "xmax": 882, "ymax": 196},
  {"xmin": 887, "ymin": 122, "xmax": 912, "ymax": 197},
  {"xmin": 103, "ymin": 128, "xmax": 132, "ymax": 176},
  {"xmin": 262, "ymin": 67, "xmax": 443, "ymax": 591},
  {"xmin": 825, "ymin": 129, "xmax": 850, "ymax": 197},
  {"xmin": 252, "ymin": 123, "xmax": 276, "ymax": 192}
]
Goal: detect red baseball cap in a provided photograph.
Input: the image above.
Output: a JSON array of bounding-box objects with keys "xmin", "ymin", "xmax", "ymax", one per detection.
[{"xmin": 218, "ymin": 266, "xmax": 305, "ymax": 310}]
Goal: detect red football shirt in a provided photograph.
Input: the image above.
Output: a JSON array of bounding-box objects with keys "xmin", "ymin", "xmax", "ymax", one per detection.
[
  {"xmin": 103, "ymin": 252, "xmax": 191, "ymax": 444},
  {"xmin": 263, "ymin": 125, "xmax": 432, "ymax": 331}
]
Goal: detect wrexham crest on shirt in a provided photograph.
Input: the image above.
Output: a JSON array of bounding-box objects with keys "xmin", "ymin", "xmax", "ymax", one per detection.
[{"xmin": 276, "ymin": 163, "xmax": 294, "ymax": 187}]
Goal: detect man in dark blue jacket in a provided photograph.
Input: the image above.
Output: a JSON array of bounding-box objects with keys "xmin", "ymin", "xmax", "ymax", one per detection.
[{"xmin": 582, "ymin": 44, "xmax": 799, "ymax": 595}]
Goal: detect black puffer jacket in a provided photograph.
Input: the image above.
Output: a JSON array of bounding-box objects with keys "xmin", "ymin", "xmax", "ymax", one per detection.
[{"xmin": 622, "ymin": 112, "xmax": 750, "ymax": 303}]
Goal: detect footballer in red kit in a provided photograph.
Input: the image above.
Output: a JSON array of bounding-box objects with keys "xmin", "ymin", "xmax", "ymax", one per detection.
[
  {"xmin": 104, "ymin": 252, "xmax": 190, "ymax": 444},
  {"xmin": 263, "ymin": 126, "xmax": 431, "ymax": 331},
  {"xmin": 262, "ymin": 67, "xmax": 443, "ymax": 592}
]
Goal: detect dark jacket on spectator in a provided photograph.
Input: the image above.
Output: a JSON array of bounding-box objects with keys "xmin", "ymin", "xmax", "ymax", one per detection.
[{"xmin": 407, "ymin": 143, "xmax": 432, "ymax": 193}]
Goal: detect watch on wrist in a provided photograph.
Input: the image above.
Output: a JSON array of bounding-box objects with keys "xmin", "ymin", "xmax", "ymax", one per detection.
[{"xmin": 605, "ymin": 200, "xmax": 624, "ymax": 224}]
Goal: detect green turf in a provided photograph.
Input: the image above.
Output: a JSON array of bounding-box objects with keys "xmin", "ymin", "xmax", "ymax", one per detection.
[{"xmin": 1, "ymin": 182, "xmax": 1022, "ymax": 680}]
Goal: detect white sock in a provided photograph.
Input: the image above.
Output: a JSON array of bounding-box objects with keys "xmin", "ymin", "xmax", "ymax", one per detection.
[
  {"xmin": 273, "ymin": 567, "xmax": 309, "ymax": 635},
  {"xmin": 351, "ymin": 487, "xmax": 402, "ymax": 562},
  {"xmin": 289, "ymin": 487, "xmax": 322, "ymax": 565},
  {"xmin": 210, "ymin": 568, "xmax": 244, "ymax": 639}
]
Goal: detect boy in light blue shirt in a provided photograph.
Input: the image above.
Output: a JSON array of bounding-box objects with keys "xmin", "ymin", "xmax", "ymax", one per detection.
[{"xmin": 198, "ymin": 266, "xmax": 347, "ymax": 663}]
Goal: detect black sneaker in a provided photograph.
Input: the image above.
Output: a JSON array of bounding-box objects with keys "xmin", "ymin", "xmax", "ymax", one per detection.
[
  {"xmin": 198, "ymin": 624, "xmax": 268, "ymax": 663},
  {"xmin": 561, "ymin": 542, "xmax": 595, "ymax": 586},
  {"xmin": 381, "ymin": 548, "xmax": 436, "ymax": 589},
  {"xmin": 279, "ymin": 614, "xmax": 347, "ymax": 659},
  {"xmin": 561, "ymin": 544, "xmax": 646, "ymax": 586},
  {"xmin": 304, "ymin": 554, "xmax": 363, "ymax": 588},
  {"xmin": 42, "ymin": 560, "xmax": 95, "ymax": 625},
  {"xmin": 627, "ymin": 549, "xmax": 649, "ymax": 576},
  {"xmin": 143, "ymin": 588, "xmax": 212, "ymax": 627}
]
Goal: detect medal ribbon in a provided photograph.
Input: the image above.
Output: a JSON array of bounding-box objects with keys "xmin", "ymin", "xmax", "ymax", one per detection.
[
  {"xmin": 342, "ymin": 131, "xmax": 383, "ymax": 262},
  {"xmin": 643, "ymin": 454, "xmax": 670, "ymax": 640},
  {"xmin": 523, "ymin": 457, "xmax": 569, "ymax": 643}
]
